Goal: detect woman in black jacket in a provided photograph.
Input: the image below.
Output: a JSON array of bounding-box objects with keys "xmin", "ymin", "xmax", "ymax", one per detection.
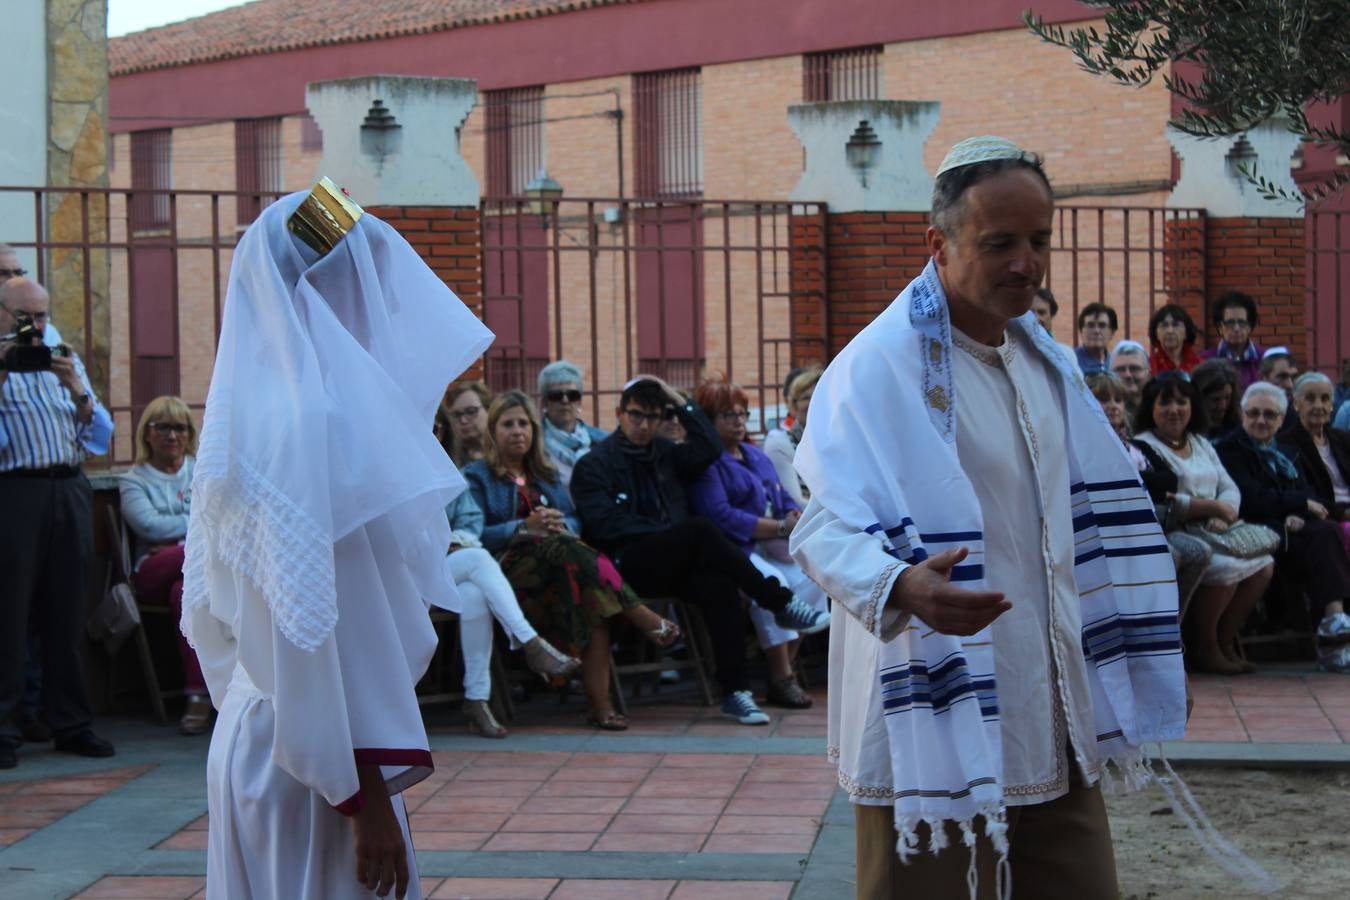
[{"xmin": 1215, "ymin": 381, "xmax": 1350, "ymax": 673}]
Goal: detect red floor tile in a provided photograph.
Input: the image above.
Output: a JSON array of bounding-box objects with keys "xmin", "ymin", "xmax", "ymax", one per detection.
[
  {"xmin": 549, "ymin": 879, "xmax": 677, "ymax": 899},
  {"xmin": 437, "ymin": 780, "xmax": 541, "ymax": 798},
  {"xmin": 700, "ymin": 833, "xmax": 816, "ymax": 854},
  {"xmin": 621, "ymin": 797, "xmax": 727, "ymax": 816},
  {"xmin": 669, "ymin": 881, "xmax": 793, "ymax": 900},
  {"xmin": 156, "ymin": 830, "xmax": 209, "ymax": 850},
  {"xmin": 634, "ymin": 780, "xmax": 737, "ymax": 799},
  {"xmin": 516, "ymin": 796, "xmax": 626, "ymax": 815},
  {"xmin": 72, "ymin": 875, "xmax": 207, "ymax": 898},
  {"xmin": 481, "ymin": 831, "xmax": 598, "ymax": 852},
  {"xmin": 591, "ymin": 832, "xmax": 707, "ymax": 852},
  {"xmin": 536, "ymin": 780, "xmax": 641, "ymax": 798},
  {"xmin": 607, "ymin": 813, "xmax": 719, "ymax": 834},
  {"xmin": 185, "ymin": 814, "xmax": 209, "ymax": 831},
  {"xmin": 555, "ymin": 766, "xmax": 653, "ymax": 782},
  {"xmin": 562, "ymin": 752, "xmax": 664, "ymax": 768},
  {"xmin": 429, "ymin": 877, "xmax": 558, "ymax": 899},
  {"xmin": 455, "ymin": 765, "xmax": 561, "ymax": 782},
  {"xmin": 657, "ymin": 754, "xmax": 751, "ymax": 768},
  {"xmin": 0, "ymin": 828, "xmax": 33, "ymax": 847},
  {"xmin": 416, "ymin": 795, "xmax": 523, "ymax": 814},
  {"xmin": 411, "ymin": 812, "xmax": 510, "ymax": 832},
  {"xmin": 723, "ymin": 798, "xmax": 831, "ymax": 817},
  {"xmin": 500, "ymin": 813, "xmax": 614, "ymax": 832},
  {"xmin": 712, "ymin": 814, "xmax": 821, "ymax": 835},
  {"xmin": 412, "ymin": 831, "xmax": 493, "ymax": 851}
]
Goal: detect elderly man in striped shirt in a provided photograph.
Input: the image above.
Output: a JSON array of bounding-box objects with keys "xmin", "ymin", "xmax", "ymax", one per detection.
[{"xmin": 0, "ymin": 275, "xmax": 115, "ymax": 770}]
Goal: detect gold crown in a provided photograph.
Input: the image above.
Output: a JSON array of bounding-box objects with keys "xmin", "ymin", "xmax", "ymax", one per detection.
[{"xmin": 288, "ymin": 176, "xmax": 364, "ymax": 256}]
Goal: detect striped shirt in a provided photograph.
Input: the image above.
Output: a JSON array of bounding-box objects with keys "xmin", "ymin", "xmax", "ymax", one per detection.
[{"xmin": 0, "ymin": 350, "xmax": 112, "ymax": 470}]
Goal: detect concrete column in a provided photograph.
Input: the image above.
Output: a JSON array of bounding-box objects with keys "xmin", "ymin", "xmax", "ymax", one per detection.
[
  {"xmin": 1167, "ymin": 119, "xmax": 1305, "ymax": 355},
  {"xmin": 45, "ymin": 0, "xmax": 111, "ymax": 397},
  {"xmin": 787, "ymin": 100, "xmax": 940, "ymax": 354}
]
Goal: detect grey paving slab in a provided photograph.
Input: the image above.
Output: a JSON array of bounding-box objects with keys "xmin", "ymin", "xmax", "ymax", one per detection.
[
  {"xmin": 1160, "ymin": 740, "xmax": 1350, "ymax": 767},
  {"xmin": 794, "ymin": 789, "xmax": 857, "ymax": 900}
]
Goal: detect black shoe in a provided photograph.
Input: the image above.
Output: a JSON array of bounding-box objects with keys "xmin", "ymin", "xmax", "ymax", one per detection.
[
  {"xmin": 0, "ymin": 743, "xmax": 16, "ymax": 769},
  {"xmin": 20, "ymin": 718, "xmax": 52, "ymax": 743},
  {"xmin": 53, "ymin": 730, "xmax": 115, "ymax": 758}
]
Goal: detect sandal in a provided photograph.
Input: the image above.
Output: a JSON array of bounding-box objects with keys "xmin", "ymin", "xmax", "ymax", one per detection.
[
  {"xmin": 463, "ymin": 700, "xmax": 508, "ymax": 739},
  {"xmin": 586, "ymin": 711, "xmax": 629, "ymax": 731},
  {"xmin": 179, "ymin": 695, "xmax": 213, "ymax": 736},
  {"xmin": 645, "ymin": 618, "xmax": 681, "ymax": 649}
]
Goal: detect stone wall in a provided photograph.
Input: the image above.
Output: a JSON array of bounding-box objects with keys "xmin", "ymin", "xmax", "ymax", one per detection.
[{"xmin": 46, "ymin": 0, "xmax": 110, "ymax": 398}]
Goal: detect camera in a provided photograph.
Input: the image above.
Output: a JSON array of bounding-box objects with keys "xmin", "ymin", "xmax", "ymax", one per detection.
[{"xmin": 2, "ymin": 315, "xmax": 67, "ymax": 372}]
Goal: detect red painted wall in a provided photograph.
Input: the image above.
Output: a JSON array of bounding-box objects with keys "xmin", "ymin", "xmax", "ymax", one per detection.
[{"xmin": 111, "ymin": 0, "xmax": 1094, "ymax": 132}]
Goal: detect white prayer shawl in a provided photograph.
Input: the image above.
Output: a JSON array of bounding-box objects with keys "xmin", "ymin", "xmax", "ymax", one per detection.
[
  {"xmin": 793, "ymin": 261, "xmax": 1186, "ymax": 858},
  {"xmin": 182, "ymin": 191, "xmax": 493, "ymax": 813}
]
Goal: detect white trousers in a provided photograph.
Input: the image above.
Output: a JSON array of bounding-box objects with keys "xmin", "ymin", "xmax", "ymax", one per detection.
[
  {"xmin": 206, "ymin": 688, "xmax": 420, "ymax": 900},
  {"xmin": 747, "ymin": 551, "xmax": 829, "ymax": 649},
  {"xmin": 447, "ymin": 548, "xmax": 537, "ymax": 701}
]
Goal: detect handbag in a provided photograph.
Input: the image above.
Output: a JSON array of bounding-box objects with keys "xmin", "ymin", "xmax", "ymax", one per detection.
[
  {"xmin": 87, "ymin": 582, "xmax": 142, "ymax": 655},
  {"xmin": 1184, "ymin": 520, "xmax": 1280, "ymax": 559}
]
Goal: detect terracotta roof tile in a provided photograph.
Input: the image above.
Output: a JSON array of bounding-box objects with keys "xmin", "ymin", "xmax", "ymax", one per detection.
[{"xmin": 110, "ymin": 0, "xmax": 643, "ymax": 75}]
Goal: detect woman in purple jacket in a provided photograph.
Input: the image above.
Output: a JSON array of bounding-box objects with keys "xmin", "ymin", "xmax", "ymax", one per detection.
[{"xmin": 687, "ymin": 378, "xmax": 830, "ymax": 709}]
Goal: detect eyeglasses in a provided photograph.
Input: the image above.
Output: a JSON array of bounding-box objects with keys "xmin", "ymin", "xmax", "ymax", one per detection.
[
  {"xmin": 623, "ymin": 408, "xmax": 674, "ymax": 426},
  {"xmin": 0, "ymin": 302, "xmax": 46, "ymax": 323},
  {"xmin": 1081, "ymin": 321, "xmax": 1112, "ymax": 331},
  {"xmin": 0, "ymin": 268, "xmax": 27, "ymax": 279},
  {"xmin": 717, "ymin": 410, "xmax": 750, "ymax": 423},
  {"xmin": 1113, "ymin": 363, "xmax": 1148, "ymax": 375},
  {"xmin": 1221, "ymin": 318, "xmax": 1251, "ymax": 329},
  {"xmin": 150, "ymin": 422, "xmax": 190, "ymax": 435},
  {"xmin": 1242, "ymin": 408, "xmax": 1282, "ymax": 422},
  {"xmin": 546, "ymin": 389, "xmax": 582, "ymax": 404},
  {"xmin": 450, "ymin": 406, "xmax": 483, "ymax": 421}
]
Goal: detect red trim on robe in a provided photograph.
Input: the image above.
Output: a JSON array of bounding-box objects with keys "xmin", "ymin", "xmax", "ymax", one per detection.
[{"xmin": 331, "ymin": 749, "xmax": 436, "ymax": 816}]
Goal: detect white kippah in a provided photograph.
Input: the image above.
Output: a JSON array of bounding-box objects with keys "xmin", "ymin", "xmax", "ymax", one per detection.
[
  {"xmin": 936, "ymin": 136, "xmax": 1031, "ymax": 177},
  {"xmin": 1113, "ymin": 339, "xmax": 1148, "ymax": 356},
  {"xmin": 1262, "ymin": 345, "xmax": 1291, "ymax": 360}
]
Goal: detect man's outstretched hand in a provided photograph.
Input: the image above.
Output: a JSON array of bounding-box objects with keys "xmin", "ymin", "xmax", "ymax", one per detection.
[
  {"xmin": 352, "ymin": 765, "xmax": 409, "ymax": 899},
  {"xmin": 890, "ymin": 547, "xmax": 1011, "ymax": 636}
]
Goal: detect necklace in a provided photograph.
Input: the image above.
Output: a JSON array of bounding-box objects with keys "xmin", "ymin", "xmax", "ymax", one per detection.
[{"xmin": 1160, "ymin": 433, "xmax": 1188, "ymax": 450}]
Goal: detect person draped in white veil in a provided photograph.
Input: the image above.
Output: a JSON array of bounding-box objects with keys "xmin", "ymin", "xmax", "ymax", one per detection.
[{"xmin": 181, "ymin": 182, "xmax": 492, "ymax": 900}]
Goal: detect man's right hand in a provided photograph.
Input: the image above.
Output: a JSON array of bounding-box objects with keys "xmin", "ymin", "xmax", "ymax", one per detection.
[
  {"xmin": 890, "ymin": 547, "xmax": 1011, "ymax": 637},
  {"xmin": 352, "ymin": 768, "xmax": 409, "ymax": 898}
]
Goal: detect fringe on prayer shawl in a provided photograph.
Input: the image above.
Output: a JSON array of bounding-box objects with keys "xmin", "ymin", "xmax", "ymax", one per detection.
[{"xmin": 894, "ymin": 746, "xmax": 1281, "ymax": 900}]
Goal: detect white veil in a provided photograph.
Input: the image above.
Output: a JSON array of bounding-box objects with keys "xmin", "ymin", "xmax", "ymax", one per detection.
[{"xmin": 182, "ymin": 190, "xmax": 493, "ymax": 653}]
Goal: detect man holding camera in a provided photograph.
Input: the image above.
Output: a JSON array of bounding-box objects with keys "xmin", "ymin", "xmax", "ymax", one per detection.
[{"xmin": 0, "ymin": 275, "xmax": 115, "ymax": 769}]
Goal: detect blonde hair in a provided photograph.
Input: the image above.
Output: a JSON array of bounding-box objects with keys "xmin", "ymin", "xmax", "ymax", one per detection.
[
  {"xmin": 483, "ymin": 390, "xmax": 559, "ymax": 484},
  {"xmin": 788, "ymin": 365, "xmax": 824, "ymax": 406},
  {"xmin": 135, "ymin": 395, "xmax": 197, "ymax": 465}
]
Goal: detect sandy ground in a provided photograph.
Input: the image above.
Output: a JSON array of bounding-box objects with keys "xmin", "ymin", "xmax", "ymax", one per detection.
[{"xmin": 1110, "ymin": 766, "xmax": 1350, "ymax": 899}]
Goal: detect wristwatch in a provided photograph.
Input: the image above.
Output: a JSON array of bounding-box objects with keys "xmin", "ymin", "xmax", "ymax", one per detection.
[{"xmin": 74, "ymin": 393, "xmax": 90, "ymax": 406}]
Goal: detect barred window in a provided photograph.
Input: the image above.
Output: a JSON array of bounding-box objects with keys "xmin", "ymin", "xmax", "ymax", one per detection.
[
  {"xmin": 484, "ymin": 86, "xmax": 545, "ymax": 196},
  {"xmin": 129, "ymin": 129, "xmax": 171, "ymax": 233},
  {"xmin": 235, "ymin": 117, "xmax": 283, "ymax": 226},
  {"xmin": 803, "ymin": 45, "xmax": 882, "ymax": 102},
  {"xmin": 634, "ymin": 68, "xmax": 702, "ymax": 198}
]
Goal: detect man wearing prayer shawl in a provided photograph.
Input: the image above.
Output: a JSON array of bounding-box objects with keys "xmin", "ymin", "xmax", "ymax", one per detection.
[
  {"xmin": 791, "ymin": 138, "xmax": 1187, "ymax": 898},
  {"xmin": 181, "ymin": 184, "xmax": 492, "ymax": 899}
]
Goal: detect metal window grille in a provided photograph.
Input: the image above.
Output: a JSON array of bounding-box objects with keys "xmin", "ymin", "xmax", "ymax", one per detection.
[
  {"xmin": 300, "ymin": 114, "xmax": 324, "ymax": 153},
  {"xmin": 129, "ymin": 130, "xmax": 171, "ymax": 233},
  {"xmin": 235, "ymin": 117, "xmax": 283, "ymax": 226},
  {"xmin": 634, "ymin": 68, "xmax": 703, "ymax": 198},
  {"xmin": 484, "ymin": 86, "xmax": 545, "ymax": 196},
  {"xmin": 803, "ymin": 45, "xmax": 882, "ymax": 101}
]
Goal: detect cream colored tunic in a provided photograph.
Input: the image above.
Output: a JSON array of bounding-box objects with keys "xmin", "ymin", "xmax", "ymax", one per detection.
[{"xmin": 800, "ymin": 326, "xmax": 1100, "ymax": 807}]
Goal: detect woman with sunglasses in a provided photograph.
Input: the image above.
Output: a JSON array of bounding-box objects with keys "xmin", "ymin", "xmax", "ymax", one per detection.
[
  {"xmin": 1134, "ymin": 375, "xmax": 1274, "ymax": 674},
  {"xmin": 1215, "ymin": 382, "xmax": 1350, "ymax": 673},
  {"xmin": 537, "ymin": 360, "xmax": 608, "ymax": 489},
  {"xmin": 118, "ymin": 396, "xmax": 208, "ymax": 734},
  {"xmin": 464, "ymin": 391, "xmax": 679, "ymax": 730}
]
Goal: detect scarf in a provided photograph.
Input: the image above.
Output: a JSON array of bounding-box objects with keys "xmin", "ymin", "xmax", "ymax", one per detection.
[
  {"xmin": 1254, "ymin": 436, "xmax": 1300, "ymax": 481},
  {"xmin": 794, "ymin": 261, "xmax": 1187, "ymax": 866},
  {"xmin": 543, "ymin": 417, "xmax": 597, "ymax": 471},
  {"xmin": 617, "ymin": 431, "xmax": 669, "ymax": 523}
]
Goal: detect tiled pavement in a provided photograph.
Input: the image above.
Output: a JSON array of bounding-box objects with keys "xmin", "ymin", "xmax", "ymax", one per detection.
[{"xmin": 4, "ymin": 668, "xmax": 1349, "ymax": 899}]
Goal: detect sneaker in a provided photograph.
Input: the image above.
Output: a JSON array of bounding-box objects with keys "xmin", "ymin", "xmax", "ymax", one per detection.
[
  {"xmin": 1317, "ymin": 612, "xmax": 1350, "ymax": 645},
  {"xmin": 721, "ymin": 690, "xmax": 770, "ymax": 725},
  {"xmin": 773, "ymin": 597, "xmax": 831, "ymax": 636},
  {"xmin": 1317, "ymin": 643, "xmax": 1350, "ymax": 674}
]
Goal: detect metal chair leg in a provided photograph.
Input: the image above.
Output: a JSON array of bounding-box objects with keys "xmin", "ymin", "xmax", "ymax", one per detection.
[{"xmin": 134, "ymin": 625, "xmax": 168, "ymax": 726}]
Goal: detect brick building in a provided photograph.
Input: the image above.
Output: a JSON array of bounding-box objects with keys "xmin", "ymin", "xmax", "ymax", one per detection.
[{"xmin": 93, "ymin": 0, "xmax": 1348, "ymax": 453}]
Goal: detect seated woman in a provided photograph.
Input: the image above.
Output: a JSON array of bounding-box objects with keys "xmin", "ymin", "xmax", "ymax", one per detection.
[
  {"xmin": 1087, "ymin": 374, "xmax": 1211, "ymax": 620},
  {"xmin": 117, "ymin": 396, "xmax": 208, "ymax": 735},
  {"xmin": 438, "ymin": 380, "xmax": 492, "ymax": 468},
  {"xmin": 1134, "ymin": 375, "xmax": 1274, "ymax": 675},
  {"xmin": 463, "ymin": 391, "xmax": 679, "ymax": 730},
  {"xmin": 537, "ymin": 360, "xmax": 609, "ymax": 489},
  {"xmin": 444, "ymin": 491, "xmax": 581, "ymax": 738},
  {"xmin": 1192, "ymin": 358, "xmax": 1242, "ymax": 441},
  {"xmin": 1148, "ymin": 304, "xmax": 1202, "ymax": 375},
  {"xmin": 763, "ymin": 365, "xmax": 821, "ymax": 508},
  {"xmin": 1288, "ymin": 374, "xmax": 1350, "ymax": 563},
  {"xmin": 687, "ymin": 378, "xmax": 830, "ymax": 710},
  {"xmin": 1216, "ymin": 381, "xmax": 1350, "ymax": 674}
]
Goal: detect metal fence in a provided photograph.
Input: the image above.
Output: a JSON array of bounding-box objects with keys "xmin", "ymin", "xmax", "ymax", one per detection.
[
  {"xmin": 1307, "ymin": 207, "xmax": 1350, "ymax": 378},
  {"xmin": 1043, "ymin": 204, "xmax": 1207, "ymax": 348}
]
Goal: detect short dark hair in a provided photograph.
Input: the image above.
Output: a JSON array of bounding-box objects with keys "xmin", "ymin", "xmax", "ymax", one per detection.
[
  {"xmin": 1211, "ymin": 291, "xmax": 1259, "ymax": 330},
  {"xmin": 1258, "ymin": 350, "xmax": 1296, "ymax": 378},
  {"xmin": 1035, "ymin": 287, "xmax": 1058, "ymax": 317},
  {"xmin": 930, "ymin": 155, "xmax": 1052, "ymax": 237},
  {"xmin": 1191, "ymin": 358, "xmax": 1241, "ymax": 433},
  {"xmin": 620, "ymin": 379, "xmax": 668, "ymax": 411},
  {"xmin": 1148, "ymin": 304, "xmax": 1198, "ymax": 347},
  {"xmin": 1077, "ymin": 302, "xmax": 1118, "ymax": 332},
  {"xmin": 1133, "ymin": 374, "xmax": 1208, "ymax": 438}
]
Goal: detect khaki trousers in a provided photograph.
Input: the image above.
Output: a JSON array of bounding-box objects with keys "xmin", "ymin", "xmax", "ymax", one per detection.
[{"xmin": 853, "ymin": 773, "xmax": 1118, "ymax": 900}]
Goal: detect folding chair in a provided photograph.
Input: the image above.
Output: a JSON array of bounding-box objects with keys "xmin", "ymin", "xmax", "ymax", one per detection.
[
  {"xmin": 608, "ymin": 597, "xmax": 717, "ymax": 718},
  {"xmin": 102, "ymin": 505, "xmax": 175, "ymax": 725},
  {"xmin": 417, "ymin": 608, "xmax": 515, "ymax": 724}
]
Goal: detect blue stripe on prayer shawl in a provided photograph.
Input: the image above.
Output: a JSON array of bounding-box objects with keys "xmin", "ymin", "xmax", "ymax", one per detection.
[
  {"xmin": 919, "ymin": 530, "xmax": 984, "ymax": 543},
  {"xmin": 1093, "ymin": 508, "xmax": 1161, "ymax": 528},
  {"xmin": 880, "ymin": 656, "xmax": 998, "ymax": 717},
  {"xmin": 1075, "ymin": 545, "xmax": 1106, "ymax": 566},
  {"xmin": 1104, "ymin": 543, "xmax": 1171, "ymax": 559},
  {"xmin": 949, "ymin": 564, "xmax": 983, "ymax": 582},
  {"xmin": 1081, "ymin": 612, "xmax": 1181, "ymax": 662},
  {"xmin": 1083, "ymin": 478, "xmax": 1146, "ymax": 492}
]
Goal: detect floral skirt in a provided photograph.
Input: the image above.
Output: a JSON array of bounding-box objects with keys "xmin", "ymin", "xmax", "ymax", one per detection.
[{"xmin": 499, "ymin": 534, "xmax": 642, "ymax": 654}]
